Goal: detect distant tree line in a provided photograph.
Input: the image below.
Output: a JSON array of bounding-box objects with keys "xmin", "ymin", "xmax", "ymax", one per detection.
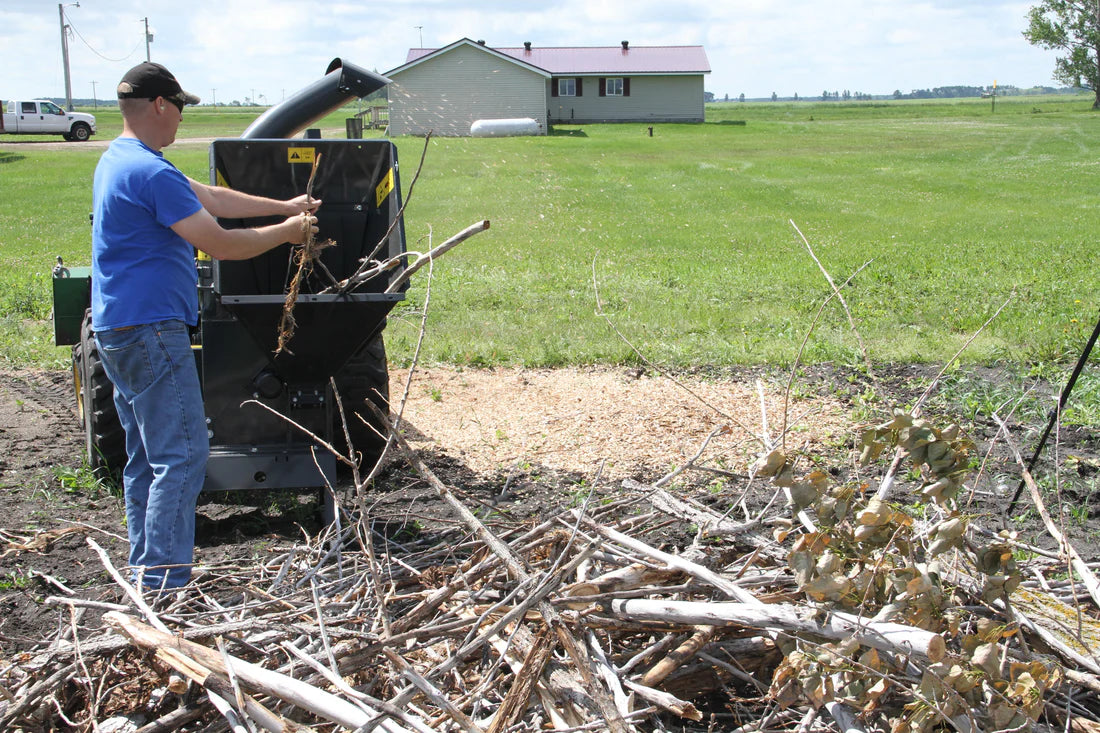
[
  {"xmin": 895, "ymin": 85, "xmax": 993, "ymax": 99},
  {"xmin": 892, "ymin": 84, "xmax": 1076, "ymax": 99},
  {"xmin": 710, "ymin": 84, "xmax": 1081, "ymax": 103},
  {"xmin": 818, "ymin": 90, "xmax": 874, "ymax": 101}
]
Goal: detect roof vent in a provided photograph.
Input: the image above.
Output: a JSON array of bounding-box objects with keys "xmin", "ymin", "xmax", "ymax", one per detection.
[
  {"xmin": 524, "ymin": 41, "xmax": 532, "ymax": 51},
  {"xmin": 477, "ymin": 39, "xmax": 486, "ymax": 45},
  {"xmin": 621, "ymin": 40, "xmax": 629, "ymax": 50}
]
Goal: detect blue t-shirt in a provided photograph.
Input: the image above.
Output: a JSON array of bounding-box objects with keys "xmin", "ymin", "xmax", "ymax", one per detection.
[{"xmin": 91, "ymin": 137, "xmax": 204, "ymax": 330}]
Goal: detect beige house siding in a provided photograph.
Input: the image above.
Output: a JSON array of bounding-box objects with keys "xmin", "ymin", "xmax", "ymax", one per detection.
[
  {"xmin": 388, "ymin": 45, "xmax": 548, "ymax": 136},
  {"xmin": 548, "ymin": 75, "xmax": 704, "ymax": 124}
]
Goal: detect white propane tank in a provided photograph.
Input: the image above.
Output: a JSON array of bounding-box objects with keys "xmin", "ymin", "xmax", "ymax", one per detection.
[{"xmin": 470, "ymin": 118, "xmax": 540, "ymax": 137}]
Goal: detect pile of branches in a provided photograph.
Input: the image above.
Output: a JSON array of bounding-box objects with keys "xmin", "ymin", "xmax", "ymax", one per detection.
[
  {"xmin": 2, "ymin": 400, "xmax": 1100, "ymax": 732},
  {"xmin": 3, "ymin": 210, "xmax": 1098, "ymax": 730}
]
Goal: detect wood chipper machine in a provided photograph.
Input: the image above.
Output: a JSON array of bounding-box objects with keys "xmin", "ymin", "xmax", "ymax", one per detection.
[{"xmin": 52, "ymin": 59, "xmax": 406, "ymax": 519}]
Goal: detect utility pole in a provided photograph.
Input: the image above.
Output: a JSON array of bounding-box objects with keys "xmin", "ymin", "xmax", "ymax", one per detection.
[
  {"xmin": 58, "ymin": 3, "xmax": 78, "ymax": 111},
  {"xmin": 143, "ymin": 17, "xmax": 152, "ymax": 61},
  {"xmin": 211, "ymin": 89, "xmax": 216, "ymax": 107},
  {"xmin": 91, "ymin": 80, "xmax": 97, "ymax": 110},
  {"xmin": 415, "ymin": 25, "xmax": 423, "ymax": 47}
]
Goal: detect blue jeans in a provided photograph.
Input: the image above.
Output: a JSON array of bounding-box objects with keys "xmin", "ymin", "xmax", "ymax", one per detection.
[{"xmin": 95, "ymin": 320, "xmax": 208, "ymax": 589}]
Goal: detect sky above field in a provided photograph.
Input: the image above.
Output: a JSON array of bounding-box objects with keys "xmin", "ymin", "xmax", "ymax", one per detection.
[{"xmin": 2, "ymin": 0, "xmax": 1062, "ymax": 104}]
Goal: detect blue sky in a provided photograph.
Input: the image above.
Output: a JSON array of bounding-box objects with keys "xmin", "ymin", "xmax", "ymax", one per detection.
[{"xmin": 2, "ymin": 0, "xmax": 1062, "ymax": 104}]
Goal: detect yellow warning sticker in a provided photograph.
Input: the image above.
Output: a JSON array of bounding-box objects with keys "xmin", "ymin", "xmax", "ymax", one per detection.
[
  {"xmin": 375, "ymin": 167, "xmax": 394, "ymax": 207},
  {"xmin": 287, "ymin": 147, "xmax": 315, "ymax": 164},
  {"xmin": 215, "ymin": 170, "xmax": 229, "ymax": 188}
]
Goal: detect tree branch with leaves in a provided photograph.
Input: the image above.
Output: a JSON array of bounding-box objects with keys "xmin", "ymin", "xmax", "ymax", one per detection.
[{"xmin": 1023, "ymin": 0, "xmax": 1100, "ymax": 108}]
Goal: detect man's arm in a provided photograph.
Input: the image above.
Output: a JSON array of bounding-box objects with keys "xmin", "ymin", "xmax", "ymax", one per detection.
[
  {"xmin": 188, "ymin": 178, "xmax": 320, "ymax": 219},
  {"xmin": 171, "ymin": 207, "xmax": 317, "ymax": 261}
]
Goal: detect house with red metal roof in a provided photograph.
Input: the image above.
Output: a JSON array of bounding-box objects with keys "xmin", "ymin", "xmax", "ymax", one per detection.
[{"xmin": 384, "ymin": 38, "xmax": 710, "ymax": 136}]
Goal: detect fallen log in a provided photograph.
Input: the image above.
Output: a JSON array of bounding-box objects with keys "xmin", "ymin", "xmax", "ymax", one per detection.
[{"xmin": 609, "ymin": 599, "xmax": 947, "ymax": 662}]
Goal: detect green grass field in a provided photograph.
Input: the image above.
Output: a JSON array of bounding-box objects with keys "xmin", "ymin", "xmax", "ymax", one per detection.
[{"xmin": 1, "ymin": 95, "xmax": 1097, "ymax": 371}]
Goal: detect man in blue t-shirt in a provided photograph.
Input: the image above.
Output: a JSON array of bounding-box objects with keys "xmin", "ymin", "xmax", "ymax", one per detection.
[{"xmin": 92, "ymin": 62, "xmax": 321, "ymax": 591}]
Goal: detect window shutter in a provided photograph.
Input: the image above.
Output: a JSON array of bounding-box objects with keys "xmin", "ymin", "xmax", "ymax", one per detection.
[
  {"xmin": 599, "ymin": 78, "xmax": 606, "ymax": 97},
  {"xmin": 624, "ymin": 78, "xmax": 631, "ymax": 97},
  {"xmin": 552, "ymin": 79, "xmax": 558, "ymax": 97},
  {"xmin": 576, "ymin": 78, "xmax": 583, "ymax": 97}
]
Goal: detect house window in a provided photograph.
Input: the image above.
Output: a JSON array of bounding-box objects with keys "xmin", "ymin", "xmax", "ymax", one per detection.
[
  {"xmin": 558, "ymin": 78, "xmax": 576, "ymax": 97},
  {"xmin": 598, "ymin": 77, "xmax": 631, "ymax": 97}
]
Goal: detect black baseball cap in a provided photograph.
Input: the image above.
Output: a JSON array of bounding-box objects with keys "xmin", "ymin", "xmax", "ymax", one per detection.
[{"xmin": 116, "ymin": 62, "xmax": 201, "ymax": 106}]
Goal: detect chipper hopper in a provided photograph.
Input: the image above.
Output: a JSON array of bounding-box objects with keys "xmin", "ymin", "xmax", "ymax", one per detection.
[{"xmin": 53, "ymin": 59, "xmax": 406, "ymax": 519}]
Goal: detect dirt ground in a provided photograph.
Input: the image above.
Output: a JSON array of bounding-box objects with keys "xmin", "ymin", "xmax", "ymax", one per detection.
[{"xmin": 1, "ymin": 363, "xmax": 1098, "ymax": 657}]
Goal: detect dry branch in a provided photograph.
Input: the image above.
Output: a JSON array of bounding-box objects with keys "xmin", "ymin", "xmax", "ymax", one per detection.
[
  {"xmin": 104, "ymin": 612, "xmax": 420, "ymax": 733},
  {"xmin": 276, "ymin": 153, "xmax": 329, "ymax": 356},
  {"xmin": 484, "ymin": 625, "xmax": 555, "ymax": 733},
  {"xmin": 385, "ymin": 220, "xmax": 490, "ymax": 294},
  {"xmin": 995, "ymin": 413, "xmax": 1100, "ymax": 611},
  {"xmin": 639, "ymin": 625, "xmax": 715, "ymax": 687}
]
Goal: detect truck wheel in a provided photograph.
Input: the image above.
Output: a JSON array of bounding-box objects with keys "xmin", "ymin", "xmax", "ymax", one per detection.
[
  {"xmin": 331, "ymin": 330, "xmax": 390, "ymax": 469},
  {"xmin": 75, "ymin": 311, "xmax": 126, "ymax": 475},
  {"xmin": 70, "ymin": 122, "xmax": 91, "ymax": 142}
]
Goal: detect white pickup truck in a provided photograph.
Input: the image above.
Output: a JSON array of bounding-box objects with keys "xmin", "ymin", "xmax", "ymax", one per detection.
[{"xmin": 1, "ymin": 99, "xmax": 96, "ymax": 141}]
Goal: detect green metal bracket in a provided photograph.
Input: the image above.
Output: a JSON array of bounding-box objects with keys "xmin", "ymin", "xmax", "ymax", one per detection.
[{"xmin": 52, "ymin": 262, "xmax": 91, "ymax": 346}]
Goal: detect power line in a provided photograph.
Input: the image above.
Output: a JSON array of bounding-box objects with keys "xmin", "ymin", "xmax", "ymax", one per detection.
[{"xmin": 67, "ymin": 17, "xmax": 142, "ymax": 63}]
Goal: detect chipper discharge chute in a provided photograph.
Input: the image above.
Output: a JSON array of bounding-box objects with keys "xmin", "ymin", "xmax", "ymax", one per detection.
[{"xmin": 54, "ymin": 59, "xmax": 405, "ymax": 520}]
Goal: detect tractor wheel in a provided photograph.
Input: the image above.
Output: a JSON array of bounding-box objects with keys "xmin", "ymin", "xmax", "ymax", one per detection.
[
  {"xmin": 331, "ymin": 329, "xmax": 390, "ymax": 470},
  {"xmin": 75, "ymin": 311, "xmax": 125, "ymax": 475},
  {"xmin": 70, "ymin": 122, "xmax": 91, "ymax": 142}
]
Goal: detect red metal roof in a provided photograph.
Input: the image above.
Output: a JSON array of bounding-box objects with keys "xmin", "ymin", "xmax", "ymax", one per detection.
[{"xmin": 403, "ymin": 40, "xmax": 709, "ymax": 75}]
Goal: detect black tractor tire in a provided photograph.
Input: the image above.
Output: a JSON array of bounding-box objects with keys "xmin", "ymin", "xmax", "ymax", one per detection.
[
  {"xmin": 331, "ymin": 330, "xmax": 390, "ymax": 470},
  {"xmin": 70, "ymin": 122, "xmax": 91, "ymax": 142},
  {"xmin": 75, "ymin": 311, "xmax": 126, "ymax": 475}
]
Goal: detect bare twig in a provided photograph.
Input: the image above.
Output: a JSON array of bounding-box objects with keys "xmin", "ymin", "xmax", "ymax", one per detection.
[
  {"xmin": 781, "ymin": 259, "xmax": 872, "ymax": 451},
  {"xmin": 994, "ymin": 413, "xmax": 1100, "ymax": 610}
]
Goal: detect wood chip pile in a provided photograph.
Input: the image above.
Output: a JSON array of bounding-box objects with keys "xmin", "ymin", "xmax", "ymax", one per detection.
[{"xmin": 3, "ymin": 408, "xmax": 1100, "ymax": 733}]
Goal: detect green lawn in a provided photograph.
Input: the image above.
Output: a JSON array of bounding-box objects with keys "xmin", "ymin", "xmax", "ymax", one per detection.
[{"xmin": 2, "ymin": 95, "xmax": 1097, "ymax": 370}]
